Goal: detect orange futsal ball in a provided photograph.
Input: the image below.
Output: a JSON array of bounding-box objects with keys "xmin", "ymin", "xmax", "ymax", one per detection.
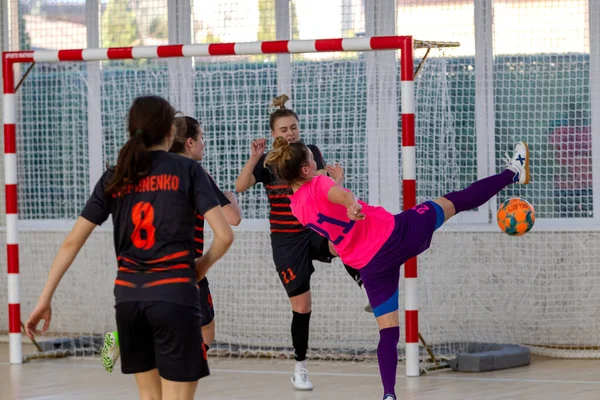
[{"xmin": 497, "ymin": 197, "xmax": 535, "ymax": 236}]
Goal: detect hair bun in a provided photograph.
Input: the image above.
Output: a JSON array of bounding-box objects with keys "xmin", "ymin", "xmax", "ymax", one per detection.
[
  {"xmin": 272, "ymin": 136, "xmax": 289, "ymax": 150},
  {"xmin": 271, "ymin": 94, "xmax": 289, "ymax": 109}
]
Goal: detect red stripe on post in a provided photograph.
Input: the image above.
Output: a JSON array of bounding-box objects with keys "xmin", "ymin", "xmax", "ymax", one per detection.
[
  {"xmin": 405, "ymin": 257, "xmax": 417, "ymax": 279},
  {"xmin": 58, "ymin": 49, "xmax": 84, "ymax": 61},
  {"xmin": 3, "ymin": 52, "xmax": 34, "ymax": 65},
  {"xmin": 5, "ymin": 185, "xmax": 17, "ymax": 214},
  {"xmin": 7, "ymin": 245, "xmax": 19, "ymax": 273},
  {"xmin": 2, "ymin": 52, "xmax": 33, "ymax": 90},
  {"xmin": 157, "ymin": 45, "xmax": 184, "ymax": 58},
  {"xmin": 261, "ymin": 40, "xmax": 289, "ymax": 54},
  {"xmin": 4, "ymin": 124, "xmax": 16, "ymax": 154},
  {"xmin": 403, "ymin": 179, "xmax": 416, "ymax": 210},
  {"xmin": 370, "ymin": 36, "xmax": 404, "ymax": 51},
  {"xmin": 401, "ymin": 114, "xmax": 415, "ymax": 146},
  {"xmin": 108, "ymin": 47, "xmax": 133, "ymax": 60},
  {"xmin": 405, "ymin": 310, "xmax": 418, "ymax": 343},
  {"xmin": 8, "ymin": 303, "xmax": 20, "ymax": 334},
  {"xmin": 315, "ymin": 39, "xmax": 344, "ymax": 52},
  {"xmin": 3, "ymin": 58, "xmax": 15, "ymax": 94},
  {"xmin": 400, "ymin": 37, "xmax": 414, "ymax": 81},
  {"xmin": 208, "ymin": 43, "xmax": 236, "ymax": 56}
]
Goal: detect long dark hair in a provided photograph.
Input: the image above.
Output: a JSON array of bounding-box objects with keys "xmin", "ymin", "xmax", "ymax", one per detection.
[
  {"xmin": 170, "ymin": 116, "xmax": 201, "ymax": 155},
  {"xmin": 105, "ymin": 95, "xmax": 176, "ymax": 196}
]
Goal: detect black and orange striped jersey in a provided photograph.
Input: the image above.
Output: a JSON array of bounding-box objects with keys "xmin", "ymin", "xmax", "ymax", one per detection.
[
  {"xmin": 194, "ymin": 174, "xmax": 230, "ymax": 257},
  {"xmin": 80, "ymin": 151, "xmax": 220, "ymax": 307},
  {"xmin": 252, "ymin": 144, "xmax": 326, "ymax": 235}
]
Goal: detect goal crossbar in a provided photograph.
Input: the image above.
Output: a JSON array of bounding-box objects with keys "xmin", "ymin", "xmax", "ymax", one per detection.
[
  {"xmin": 2, "ymin": 36, "xmax": 458, "ymax": 64},
  {"xmin": 2, "ymin": 35, "xmax": 458, "ymax": 376}
]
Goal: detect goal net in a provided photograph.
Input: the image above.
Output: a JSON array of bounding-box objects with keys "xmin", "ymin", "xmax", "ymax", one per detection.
[
  {"xmin": 0, "ymin": 37, "xmax": 445, "ymax": 365},
  {"xmin": 2, "ymin": 0, "xmax": 600, "ymax": 372},
  {"xmin": 3, "ymin": 35, "xmax": 599, "ymax": 369}
]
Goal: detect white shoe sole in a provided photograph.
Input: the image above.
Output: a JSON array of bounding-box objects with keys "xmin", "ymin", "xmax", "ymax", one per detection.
[
  {"xmin": 291, "ymin": 376, "xmax": 313, "ymax": 391},
  {"xmin": 521, "ymin": 142, "xmax": 530, "ymax": 184}
]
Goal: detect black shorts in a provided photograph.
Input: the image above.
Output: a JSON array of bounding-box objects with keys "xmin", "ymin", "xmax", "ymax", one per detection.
[
  {"xmin": 271, "ymin": 230, "xmax": 334, "ymax": 297},
  {"xmin": 115, "ymin": 301, "xmax": 209, "ymax": 382},
  {"xmin": 198, "ymin": 277, "xmax": 215, "ymax": 326}
]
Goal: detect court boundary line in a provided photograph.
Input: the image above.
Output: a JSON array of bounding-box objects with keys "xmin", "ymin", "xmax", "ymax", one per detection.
[{"xmin": 2, "ymin": 360, "xmax": 600, "ymax": 385}]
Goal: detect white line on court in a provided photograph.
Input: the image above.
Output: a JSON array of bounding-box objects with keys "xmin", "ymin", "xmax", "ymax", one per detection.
[{"xmin": 2, "ymin": 360, "xmax": 600, "ymax": 386}]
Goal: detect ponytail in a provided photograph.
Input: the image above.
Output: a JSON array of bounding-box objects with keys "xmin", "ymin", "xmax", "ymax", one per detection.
[
  {"xmin": 105, "ymin": 133, "xmax": 149, "ymax": 196},
  {"xmin": 105, "ymin": 95, "xmax": 175, "ymax": 196},
  {"xmin": 264, "ymin": 136, "xmax": 309, "ymax": 184}
]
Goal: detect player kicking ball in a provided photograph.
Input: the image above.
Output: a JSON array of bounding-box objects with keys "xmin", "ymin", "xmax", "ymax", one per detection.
[{"xmin": 265, "ymin": 137, "xmax": 530, "ymax": 400}]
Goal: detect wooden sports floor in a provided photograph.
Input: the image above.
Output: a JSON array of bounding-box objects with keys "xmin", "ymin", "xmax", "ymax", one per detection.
[{"xmin": 2, "ymin": 344, "xmax": 600, "ymax": 399}]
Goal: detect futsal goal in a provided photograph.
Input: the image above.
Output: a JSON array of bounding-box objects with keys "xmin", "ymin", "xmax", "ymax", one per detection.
[{"xmin": 3, "ymin": 35, "xmax": 600, "ymax": 377}]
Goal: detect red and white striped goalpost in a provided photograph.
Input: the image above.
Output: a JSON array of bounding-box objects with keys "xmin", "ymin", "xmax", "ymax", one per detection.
[
  {"xmin": 3, "ymin": 52, "xmax": 20, "ymax": 365},
  {"xmin": 2, "ymin": 35, "xmax": 454, "ymax": 374}
]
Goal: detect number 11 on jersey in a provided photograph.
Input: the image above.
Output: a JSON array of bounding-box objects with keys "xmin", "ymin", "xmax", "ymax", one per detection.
[{"xmin": 306, "ymin": 213, "xmax": 355, "ymax": 245}]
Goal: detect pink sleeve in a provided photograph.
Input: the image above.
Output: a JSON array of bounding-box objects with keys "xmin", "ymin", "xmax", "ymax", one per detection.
[{"xmin": 313, "ymin": 175, "xmax": 336, "ymax": 203}]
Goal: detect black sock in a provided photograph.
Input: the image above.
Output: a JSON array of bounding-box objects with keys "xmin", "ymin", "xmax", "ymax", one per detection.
[
  {"xmin": 291, "ymin": 311, "xmax": 311, "ymax": 361},
  {"xmin": 344, "ymin": 264, "xmax": 363, "ymax": 288}
]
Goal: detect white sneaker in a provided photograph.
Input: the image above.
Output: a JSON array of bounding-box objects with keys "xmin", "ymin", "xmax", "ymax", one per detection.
[
  {"xmin": 383, "ymin": 395, "xmax": 396, "ymax": 400},
  {"xmin": 291, "ymin": 368, "xmax": 313, "ymax": 391},
  {"xmin": 504, "ymin": 142, "xmax": 530, "ymax": 184},
  {"xmin": 101, "ymin": 331, "xmax": 120, "ymax": 373}
]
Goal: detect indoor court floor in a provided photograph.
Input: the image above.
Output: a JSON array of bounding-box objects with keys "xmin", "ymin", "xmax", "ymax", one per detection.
[{"xmin": 2, "ymin": 344, "xmax": 600, "ymax": 399}]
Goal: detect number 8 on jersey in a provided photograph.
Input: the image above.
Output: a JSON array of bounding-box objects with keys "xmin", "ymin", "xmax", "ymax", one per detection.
[{"xmin": 130, "ymin": 201, "xmax": 156, "ymax": 250}]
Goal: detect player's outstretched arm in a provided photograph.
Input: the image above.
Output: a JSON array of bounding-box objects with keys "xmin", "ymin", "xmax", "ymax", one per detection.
[
  {"xmin": 235, "ymin": 138, "xmax": 266, "ymax": 193},
  {"xmin": 25, "ymin": 217, "xmax": 97, "ymax": 339},
  {"xmin": 195, "ymin": 206, "xmax": 234, "ymax": 280},
  {"xmin": 222, "ymin": 191, "xmax": 242, "ymax": 226},
  {"xmin": 327, "ymin": 185, "xmax": 365, "ymax": 221}
]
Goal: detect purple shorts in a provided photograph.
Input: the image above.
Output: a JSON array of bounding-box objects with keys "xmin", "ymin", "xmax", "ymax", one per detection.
[{"xmin": 359, "ymin": 201, "xmax": 442, "ymax": 315}]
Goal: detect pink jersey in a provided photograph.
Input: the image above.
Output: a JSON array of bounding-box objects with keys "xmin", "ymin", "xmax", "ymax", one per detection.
[{"xmin": 289, "ymin": 175, "xmax": 395, "ymax": 268}]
